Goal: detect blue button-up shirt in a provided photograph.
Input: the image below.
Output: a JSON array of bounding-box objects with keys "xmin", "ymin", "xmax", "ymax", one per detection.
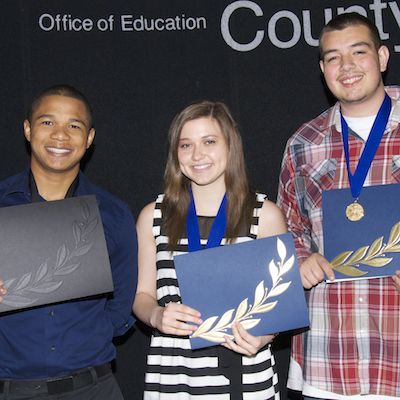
[{"xmin": 0, "ymin": 169, "xmax": 137, "ymax": 379}]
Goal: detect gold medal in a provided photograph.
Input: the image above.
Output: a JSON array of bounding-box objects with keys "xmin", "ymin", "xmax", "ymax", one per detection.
[{"xmin": 345, "ymin": 201, "xmax": 364, "ymax": 222}]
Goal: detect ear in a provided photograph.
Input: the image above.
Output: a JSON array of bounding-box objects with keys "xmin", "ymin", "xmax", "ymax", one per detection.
[
  {"xmin": 23, "ymin": 119, "xmax": 31, "ymax": 142},
  {"xmin": 378, "ymin": 45, "xmax": 389, "ymax": 73},
  {"xmin": 86, "ymin": 128, "xmax": 96, "ymax": 149},
  {"xmin": 319, "ymin": 59, "xmax": 325, "ymax": 75}
]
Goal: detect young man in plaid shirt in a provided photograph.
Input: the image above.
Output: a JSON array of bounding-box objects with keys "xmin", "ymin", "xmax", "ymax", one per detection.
[{"xmin": 278, "ymin": 12, "xmax": 400, "ymax": 400}]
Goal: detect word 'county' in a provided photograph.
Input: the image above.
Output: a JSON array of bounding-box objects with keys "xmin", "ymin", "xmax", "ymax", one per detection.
[{"xmin": 221, "ymin": 0, "xmax": 400, "ymax": 52}]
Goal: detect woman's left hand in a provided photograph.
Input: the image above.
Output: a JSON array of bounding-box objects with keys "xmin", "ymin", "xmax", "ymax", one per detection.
[{"xmin": 222, "ymin": 321, "xmax": 277, "ymax": 356}]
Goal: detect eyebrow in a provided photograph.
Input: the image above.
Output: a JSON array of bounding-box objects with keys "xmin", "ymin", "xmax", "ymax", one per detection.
[
  {"xmin": 179, "ymin": 134, "xmax": 218, "ymax": 141},
  {"xmin": 36, "ymin": 113, "xmax": 54, "ymax": 120},
  {"xmin": 69, "ymin": 118, "xmax": 88, "ymax": 128},
  {"xmin": 321, "ymin": 41, "xmax": 372, "ymax": 59}
]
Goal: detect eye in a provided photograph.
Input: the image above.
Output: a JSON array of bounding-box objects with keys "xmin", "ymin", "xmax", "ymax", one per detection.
[
  {"xmin": 69, "ymin": 123, "xmax": 81, "ymax": 129},
  {"xmin": 179, "ymin": 143, "xmax": 191, "ymax": 149},
  {"xmin": 41, "ymin": 120, "xmax": 53, "ymax": 126},
  {"xmin": 205, "ymin": 139, "xmax": 216, "ymax": 145},
  {"xmin": 325, "ymin": 55, "xmax": 339, "ymax": 63},
  {"xmin": 354, "ymin": 50, "xmax": 366, "ymax": 55}
]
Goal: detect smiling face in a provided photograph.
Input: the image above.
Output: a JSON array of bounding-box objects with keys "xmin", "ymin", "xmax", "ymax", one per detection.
[
  {"xmin": 177, "ymin": 117, "xmax": 228, "ymax": 191},
  {"xmin": 319, "ymin": 24, "xmax": 389, "ymax": 116},
  {"xmin": 24, "ymin": 95, "xmax": 95, "ymax": 179}
]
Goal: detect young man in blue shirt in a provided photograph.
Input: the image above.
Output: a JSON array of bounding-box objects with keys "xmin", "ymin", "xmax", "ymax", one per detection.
[{"xmin": 0, "ymin": 85, "xmax": 137, "ymax": 399}]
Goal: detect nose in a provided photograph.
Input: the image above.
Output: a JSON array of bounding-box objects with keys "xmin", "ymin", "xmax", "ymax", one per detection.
[
  {"xmin": 50, "ymin": 125, "xmax": 69, "ymax": 141},
  {"xmin": 192, "ymin": 144, "xmax": 204, "ymax": 161},
  {"xmin": 340, "ymin": 53, "xmax": 355, "ymax": 71}
]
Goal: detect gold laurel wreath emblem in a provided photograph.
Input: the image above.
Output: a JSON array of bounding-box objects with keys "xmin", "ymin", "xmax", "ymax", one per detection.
[
  {"xmin": 330, "ymin": 221, "xmax": 400, "ymax": 277},
  {"xmin": 1, "ymin": 200, "xmax": 97, "ymax": 309},
  {"xmin": 191, "ymin": 238, "xmax": 294, "ymax": 343}
]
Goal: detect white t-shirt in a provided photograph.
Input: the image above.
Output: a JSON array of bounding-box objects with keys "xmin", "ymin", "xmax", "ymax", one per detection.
[
  {"xmin": 288, "ymin": 357, "xmax": 396, "ymax": 399},
  {"xmin": 343, "ymin": 115, "xmax": 376, "ymax": 141}
]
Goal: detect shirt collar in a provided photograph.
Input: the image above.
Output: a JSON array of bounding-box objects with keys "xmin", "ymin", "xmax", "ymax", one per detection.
[
  {"xmin": 332, "ymin": 86, "xmax": 400, "ymax": 135},
  {"xmin": 3, "ymin": 168, "xmax": 31, "ymax": 197},
  {"xmin": 74, "ymin": 171, "xmax": 93, "ymax": 196},
  {"xmin": 4, "ymin": 168, "xmax": 89, "ymax": 199}
]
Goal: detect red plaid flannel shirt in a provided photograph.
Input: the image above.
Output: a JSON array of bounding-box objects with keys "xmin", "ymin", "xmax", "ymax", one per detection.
[{"xmin": 277, "ymin": 87, "xmax": 400, "ymax": 396}]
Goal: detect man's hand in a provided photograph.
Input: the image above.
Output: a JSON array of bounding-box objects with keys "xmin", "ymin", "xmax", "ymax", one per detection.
[
  {"xmin": 300, "ymin": 253, "xmax": 335, "ymax": 289},
  {"xmin": 392, "ymin": 270, "xmax": 400, "ymax": 292}
]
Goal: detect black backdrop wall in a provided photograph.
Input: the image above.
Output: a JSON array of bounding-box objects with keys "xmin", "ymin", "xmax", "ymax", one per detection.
[{"xmin": 1, "ymin": 1, "xmax": 399, "ymax": 399}]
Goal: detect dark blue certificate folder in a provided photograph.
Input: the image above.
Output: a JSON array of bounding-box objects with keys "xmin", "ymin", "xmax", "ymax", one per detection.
[
  {"xmin": 0, "ymin": 195, "xmax": 113, "ymax": 313},
  {"xmin": 323, "ymin": 183, "xmax": 400, "ymax": 282},
  {"xmin": 174, "ymin": 233, "xmax": 309, "ymax": 349}
]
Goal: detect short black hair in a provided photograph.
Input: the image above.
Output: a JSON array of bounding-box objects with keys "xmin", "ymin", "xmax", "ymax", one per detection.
[
  {"xmin": 319, "ymin": 12, "xmax": 382, "ymax": 59},
  {"xmin": 27, "ymin": 84, "xmax": 93, "ymax": 127}
]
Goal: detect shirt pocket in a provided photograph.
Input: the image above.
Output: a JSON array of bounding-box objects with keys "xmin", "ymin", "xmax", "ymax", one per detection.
[
  {"xmin": 392, "ymin": 155, "xmax": 400, "ymax": 183},
  {"xmin": 299, "ymin": 159, "xmax": 337, "ymax": 211}
]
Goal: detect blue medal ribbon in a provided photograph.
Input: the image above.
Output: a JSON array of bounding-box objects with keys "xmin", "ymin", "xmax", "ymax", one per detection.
[
  {"xmin": 186, "ymin": 190, "xmax": 227, "ymax": 252},
  {"xmin": 341, "ymin": 94, "xmax": 392, "ymax": 199}
]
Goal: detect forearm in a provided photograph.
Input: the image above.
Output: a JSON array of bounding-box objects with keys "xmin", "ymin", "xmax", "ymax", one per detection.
[
  {"xmin": 105, "ymin": 206, "xmax": 138, "ymax": 336},
  {"xmin": 105, "ymin": 257, "xmax": 137, "ymax": 336},
  {"xmin": 133, "ymin": 291, "xmax": 163, "ymax": 329}
]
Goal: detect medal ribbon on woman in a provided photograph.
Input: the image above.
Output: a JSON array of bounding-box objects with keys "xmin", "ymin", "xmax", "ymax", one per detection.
[
  {"xmin": 341, "ymin": 93, "xmax": 391, "ymax": 222},
  {"xmin": 186, "ymin": 190, "xmax": 227, "ymax": 252}
]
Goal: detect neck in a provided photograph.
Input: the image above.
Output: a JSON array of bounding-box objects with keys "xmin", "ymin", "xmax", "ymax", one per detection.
[
  {"xmin": 31, "ymin": 165, "xmax": 79, "ymax": 201},
  {"xmin": 340, "ymin": 87, "xmax": 386, "ymax": 118},
  {"xmin": 191, "ymin": 182, "xmax": 226, "ymax": 216}
]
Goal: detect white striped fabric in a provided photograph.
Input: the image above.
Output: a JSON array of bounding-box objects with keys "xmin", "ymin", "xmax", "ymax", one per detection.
[{"xmin": 143, "ymin": 193, "xmax": 280, "ymax": 399}]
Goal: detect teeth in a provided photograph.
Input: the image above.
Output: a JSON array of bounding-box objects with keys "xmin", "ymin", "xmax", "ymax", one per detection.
[
  {"xmin": 193, "ymin": 164, "xmax": 210, "ymax": 170},
  {"xmin": 341, "ymin": 76, "xmax": 361, "ymax": 85},
  {"xmin": 46, "ymin": 147, "xmax": 71, "ymax": 154}
]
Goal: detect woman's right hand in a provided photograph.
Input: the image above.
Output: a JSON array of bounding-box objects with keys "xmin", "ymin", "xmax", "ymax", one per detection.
[{"xmin": 150, "ymin": 303, "xmax": 202, "ymax": 336}]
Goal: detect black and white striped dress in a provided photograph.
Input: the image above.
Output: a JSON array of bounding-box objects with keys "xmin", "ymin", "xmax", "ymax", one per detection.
[{"xmin": 144, "ymin": 193, "xmax": 280, "ymax": 400}]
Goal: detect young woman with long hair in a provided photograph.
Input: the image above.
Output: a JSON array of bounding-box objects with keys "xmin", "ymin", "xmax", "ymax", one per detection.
[{"xmin": 133, "ymin": 101, "xmax": 287, "ymax": 399}]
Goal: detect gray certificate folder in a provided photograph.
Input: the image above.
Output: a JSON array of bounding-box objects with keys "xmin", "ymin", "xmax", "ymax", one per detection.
[{"xmin": 0, "ymin": 195, "xmax": 113, "ymax": 312}]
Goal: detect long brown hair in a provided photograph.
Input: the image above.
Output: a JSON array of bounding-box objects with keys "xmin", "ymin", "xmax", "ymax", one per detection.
[{"xmin": 162, "ymin": 100, "xmax": 254, "ymax": 248}]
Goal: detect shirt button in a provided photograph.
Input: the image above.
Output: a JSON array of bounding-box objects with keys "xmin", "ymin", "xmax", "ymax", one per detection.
[
  {"xmin": 359, "ymin": 297, "xmax": 363, "ymax": 302},
  {"xmin": 49, "ymin": 310, "xmax": 55, "ymax": 316},
  {"xmin": 50, "ymin": 346, "xmax": 56, "ymax": 351}
]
